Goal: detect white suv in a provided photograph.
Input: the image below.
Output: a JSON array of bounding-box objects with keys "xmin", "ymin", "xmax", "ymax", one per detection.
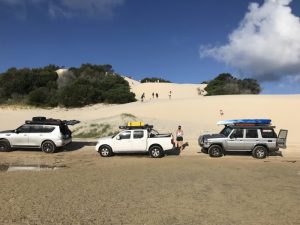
[{"xmin": 0, "ymin": 117, "xmax": 79, "ymax": 153}]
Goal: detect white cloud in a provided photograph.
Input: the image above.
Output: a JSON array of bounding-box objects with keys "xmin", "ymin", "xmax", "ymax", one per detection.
[
  {"xmin": 0, "ymin": 0, "xmax": 125, "ymax": 18},
  {"xmin": 200, "ymin": 0, "xmax": 300, "ymax": 81}
]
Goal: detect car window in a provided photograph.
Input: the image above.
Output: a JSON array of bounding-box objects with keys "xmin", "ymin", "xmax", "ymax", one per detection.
[
  {"xmin": 231, "ymin": 129, "xmax": 244, "ymax": 138},
  {"xmin": 30, "ymin": 126, "xmax": 44, "ymax": 133},
  {"xmin": 119, "ymin": 131, "xmax": 131, "ymax": 140},
  {"xmin": 42, "ymin": 126, "xmax": 55, "ymax": 133},
  {"xmin": 133, "ymin": 131, "xmax": 144, "ymax": 139},
  {"xmin": 17, "ymin": 125, "xmax": 30, "ymax": 133},
  {"xmin": 246, "ymin": 129, "xmax": 258, "ymax": 138},
  {"xmin": 261, "ymin": 129, "xmax": 277, "ymax": 138},
  {"xmin": 30, "ymin": 126, "xmax": 55, "ymax": 133},
  {"xmin": 220, "ymin": 126, "xmax": 233, "ymax": 137}
]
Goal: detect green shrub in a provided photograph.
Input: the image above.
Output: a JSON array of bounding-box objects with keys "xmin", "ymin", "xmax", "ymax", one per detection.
[{"xmin": 204, "ymin": 73, "xmax": 261, "ymax": 96}]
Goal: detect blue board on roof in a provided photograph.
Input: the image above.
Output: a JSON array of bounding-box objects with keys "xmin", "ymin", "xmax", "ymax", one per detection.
[{"xmin": 217, "ymin": 119, "xmax": 271, "ymax": 125}]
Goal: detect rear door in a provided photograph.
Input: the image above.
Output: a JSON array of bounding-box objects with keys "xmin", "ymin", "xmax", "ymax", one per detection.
[
  {"xmin": 277, "ymin": 130, "xmax": 288, "ymax": 149},
  {"xmin": 242, "ymin": 129, "xmax": 259, "ymax": 151}
]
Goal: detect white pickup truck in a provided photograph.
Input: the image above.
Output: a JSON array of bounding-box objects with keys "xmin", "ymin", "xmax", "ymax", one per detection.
[{"xmin": 95, "ymin": 127, "xmax": 174, "ymax": 158}]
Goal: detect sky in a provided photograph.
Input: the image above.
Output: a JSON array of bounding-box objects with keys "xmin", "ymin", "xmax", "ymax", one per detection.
[{"xmin": 0, "ymin": 0, "xmax": 300, "ymax": 94}]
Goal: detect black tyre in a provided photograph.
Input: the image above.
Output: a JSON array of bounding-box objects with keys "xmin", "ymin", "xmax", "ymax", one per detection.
[
  {"xmin": 252, "ymin": 146, "xmax": 268, "ymax": 159},
  {"xmin": 0, "ymin": 140, "xmax": 11, "ymax": 152},
  {"xmin": 208, "ymin": 145, "xmax": 223, "ymax": 157},
  {"xmin": 41, "ymin": 141, "xmax": 56, "ymax": 153},
  {"xmin": 149, "ymin": 146, "xmax": 163, "ymax": 158},
  {"xmin": 99, "ymin": 145, "xmax": 113, "ymax": 157}
]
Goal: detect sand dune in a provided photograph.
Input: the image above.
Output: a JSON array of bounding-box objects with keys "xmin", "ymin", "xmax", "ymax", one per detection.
[{"xmin": 0, "ymin": 80, "xmax": 299, "ymax": 157}]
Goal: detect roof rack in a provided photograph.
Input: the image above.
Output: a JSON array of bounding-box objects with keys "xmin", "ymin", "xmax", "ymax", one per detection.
[
  {"xmin": 228, "ymin": 124, "xmax": 276, "ymax": 129},
  {"xmin": 119, "ymin": 124, "xmax": 154, "ymax": 130},
  {"xmin": 25, "ymin": 117, "xmax": 80, "ymax": 126}
]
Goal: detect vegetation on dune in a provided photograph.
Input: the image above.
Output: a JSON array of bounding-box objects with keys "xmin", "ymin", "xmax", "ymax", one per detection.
[
  {"xmin": 204, "ymin": 73, "xmax": 261, "ymax": 96},
  {"xmin": 141, "ymin": 77, "xmax": 171, "ymax": 83},
  {"xmin": 0, "ymin": 64, "xmax": 136, "ymax": 107},
  {"xmin": 73, "ymin": 123, "xmax": 117, "ymax": 138}
]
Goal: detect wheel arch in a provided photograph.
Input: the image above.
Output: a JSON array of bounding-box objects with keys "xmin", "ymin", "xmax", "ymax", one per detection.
[
  {"xmin": 208, "ymin": 143, "xmax": 224, "ymax": 151},
  {"xmin": 98, "ymin": 144, "xmax": 113, "ymax": 152},
  {"xmin": 0, "ymin": 138, "xmax": 10, "ymax": 143},
  {"xmin": 41, "ymin": 140, "xmax": 56, "ymax": 148},
  {"xmin": 252, "ymin": 144, "xmax": 269, "ymax": 152},
  {"xmin": 148, "ymin": 144, "xmax": 163, "ymax": 152}
]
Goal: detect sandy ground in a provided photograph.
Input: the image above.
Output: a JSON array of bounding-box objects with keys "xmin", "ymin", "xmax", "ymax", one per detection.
[
  {"xmin": 0, "ymin": 80, "xmax": 300, "ymax": 224},
  {"xmin": 0, "ymin": 141, "xmax": 299, "ymax": 225}
]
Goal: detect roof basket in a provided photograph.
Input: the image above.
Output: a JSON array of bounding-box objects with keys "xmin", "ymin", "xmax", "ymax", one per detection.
[
  {"xmin": 25, "ymin": 117, "xmax": 80, "ymax": 126},
  {"xmin": 119, "ymin": 124, "xmax": 154, "ymax": 130}
]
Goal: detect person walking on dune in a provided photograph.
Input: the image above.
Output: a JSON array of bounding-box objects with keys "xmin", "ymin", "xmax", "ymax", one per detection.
[{"xmin": 141, "ymin": 93, "xmax": 145, "ymax": 102}]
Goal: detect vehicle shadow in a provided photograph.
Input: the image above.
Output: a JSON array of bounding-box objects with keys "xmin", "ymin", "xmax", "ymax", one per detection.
[
  {"xmin": 60, "ymin": 141, "xmax": 97, "ymax": 152},
  {"xmin": 109, "ymin": 147, "xmax": 181, "ymax": 158},
  {"xmin": 197, "ymin": 149, "xmax": 283, "ymax": 158},
  {"xmin": 11, "ymin": 141, "xmax": 96, "ymax": 153}
]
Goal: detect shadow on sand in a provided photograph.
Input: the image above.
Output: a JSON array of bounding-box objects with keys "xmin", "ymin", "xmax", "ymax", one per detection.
[
  {"xmin": 60, "ymin": 141, "xmax": 97, "ymax": 152},
  {"xmin": 197, "ymin": 149, "xmax": 284, "ymax": 158},
  {"xmin": 10, "ymin": 141, "xmax": 96, "ymax": 154}
]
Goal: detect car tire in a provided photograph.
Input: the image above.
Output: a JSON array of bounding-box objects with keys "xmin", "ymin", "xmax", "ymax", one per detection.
[
  {"xmin": 41, "ymin": 141, "xmax": 56, "ymax": 154},
  {"xmin": 208, "ymin": 145, "xmax": 223, "ymax": 157},
  {"xmin": 0, "ymin": 140, "xmax": 11, "ymax": 152},
  {"xmin": 149, "ymin": 146, "xmax": 163, "ymax": 158},
  {"xmin": 99, "ymin": 145, "xmax": 113, "ymax": 157},
  {"xmin": 252, "ymin": 146, "xmax": 268, "ymax": 159}
]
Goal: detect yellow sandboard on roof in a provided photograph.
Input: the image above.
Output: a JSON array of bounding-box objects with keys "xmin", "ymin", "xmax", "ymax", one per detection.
[{"xmin": 127, "ymin": 121, "xmax": 144, "ymax": 127}]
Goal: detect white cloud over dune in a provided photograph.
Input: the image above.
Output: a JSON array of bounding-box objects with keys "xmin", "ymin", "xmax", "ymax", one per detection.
[
  {"xmin": 200, "ymin": 0, "xmax": 300, "ymax": 81},
  {"xmin": 0, "ymin": 0, "xmax": 124, "ymax": 18}
]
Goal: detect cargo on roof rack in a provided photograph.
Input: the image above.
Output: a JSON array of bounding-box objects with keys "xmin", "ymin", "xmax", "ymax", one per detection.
[
  {"xmin": 25, "ymin": 117, "xmax": 80, "ymax": 126},
  {"xmin": 217, "ymin": 119, "xmax": 271, "ymax": 126},
  {"xmin": 119, "ymin": 124, "xmax": 153, "ymax": 130}
]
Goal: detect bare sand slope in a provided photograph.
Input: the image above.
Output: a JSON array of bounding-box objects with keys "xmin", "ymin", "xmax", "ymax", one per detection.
[{"xmin": 0, "ymin": 93, "xmax": 299, "ymax": 157}]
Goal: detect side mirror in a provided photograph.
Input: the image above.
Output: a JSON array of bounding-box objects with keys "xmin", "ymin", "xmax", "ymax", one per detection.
[
  {"xmin": 116, "ymin": 136, "xmax": 121, "ymax": 140},
  {"xmin": 15, "ymin": 129, "xmax": 20, "ymax": 134},
  {"xmin": 230, "ymin": 134, "xmax": 235, "ymax": 139}
]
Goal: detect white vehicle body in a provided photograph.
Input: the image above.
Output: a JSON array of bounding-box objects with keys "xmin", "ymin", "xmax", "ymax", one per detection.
[
  {"xmin": 0, "ymin": 117, "xmax": 78, "ymax": 153},
  {"xmin": 95, "ymin": 129, "xmax": 174, "ymax": 157},
  {"xmin": 0, "ymin": 125, "xmax": 71, "ymax": 148}
]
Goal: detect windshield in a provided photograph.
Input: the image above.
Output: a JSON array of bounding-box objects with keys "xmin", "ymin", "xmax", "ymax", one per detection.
[{"xmin": 219, "ymin": 126, "xmax": 233, "ymax": 137}]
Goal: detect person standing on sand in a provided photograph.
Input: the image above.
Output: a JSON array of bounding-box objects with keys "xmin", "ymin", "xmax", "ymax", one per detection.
[
  {"xmin": 156, "ymin": 93, "xmax": 159, "ymax": 99},
  {"xmin": 152, "ymin": 92, "xmax": 155, "ymax": 99},
  {"xmin": 169, "ymin": 91, "xmax": 172, "ymax": 100},
  {"xmin": 176, "ymin": 125, "xmax": 184, "ymax": 150}
]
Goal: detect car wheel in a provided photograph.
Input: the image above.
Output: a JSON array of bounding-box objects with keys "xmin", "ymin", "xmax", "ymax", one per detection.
[
  {"xmin": 252, "ymin": 146, "xmax": 268, "ymax": 159},
  {"xmin": 149, "ymin": 146, "xmax": 163, "ymax": 158},
  {"xmin": 0, "ymin": 140, "xmax": 11, "ymax": 152},
  {"xmin": 99, "ymin": 145, "xmax": 112, "ymax": 157},
  {"xmin": 208, "ymin": 145, "xmax": 223, "ymax": 157},
  {"xmin": 41, "ymin": 141, "xmax": 56, "ymax": 153}
]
